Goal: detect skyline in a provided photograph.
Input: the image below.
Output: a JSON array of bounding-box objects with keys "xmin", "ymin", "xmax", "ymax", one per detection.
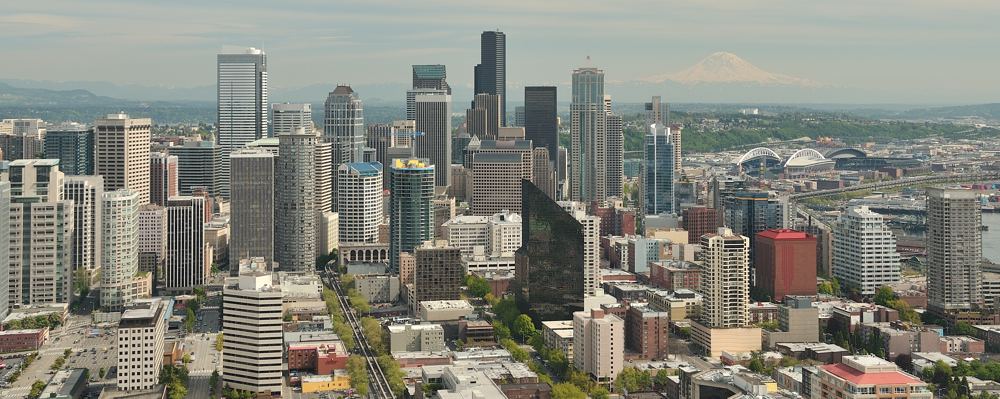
[{"xmin": 2, "ymin": 0, "xmax": 1000, "ymax": 104}]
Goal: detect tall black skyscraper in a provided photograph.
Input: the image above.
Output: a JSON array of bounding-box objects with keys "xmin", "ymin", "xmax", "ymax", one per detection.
[
  {"xmin": 514, "ymin": 180, "xmax": 585, "ymax": 321},
  {"xmin": 474, "ymin": 30, "xmax": 506, "ymax": 126},
  {"xmin": 524, "ymin": 86, "xmax": 557, "ymax": 161}
]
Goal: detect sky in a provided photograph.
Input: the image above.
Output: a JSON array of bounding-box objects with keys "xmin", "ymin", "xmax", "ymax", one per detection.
[{"xmin": 2, "ymin": 0, "xmax": 1000, "ymax": 103}]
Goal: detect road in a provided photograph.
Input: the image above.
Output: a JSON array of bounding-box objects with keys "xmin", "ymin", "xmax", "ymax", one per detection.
[
  {"xmin": 322, "ymin": 264, "xmax": 395, "ymax": 399},
  {"xmin": 185, "ymin": 333, "xmax": 223, "ymax": 399}
]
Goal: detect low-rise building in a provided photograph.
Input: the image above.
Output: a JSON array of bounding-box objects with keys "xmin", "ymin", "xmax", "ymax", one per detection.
[
  {"xmin": 0, "ymin": 328, "xmax": 49, "ymax": 353},
  {"xmin": 764, "ymin": 296, "xmax": 820, "ymax": 348},
  {"xmin": 419, "ymin": 300, "xmax": 475, "ymax": 322},
  {"xmin": 388, "ymin": 323, "xmax": 446, "ymax": 354},
  {"xmin": 288, "ymin": 341, "xmax": 349, "ymax": 375},
  {"xmin": 810, "ymin": 356, "xmax": 931, "ymax": 399},
  {"xmin": 353, "ymin": 274, "xmax": 400, "ymax": 304},
  {"xmin": 300, "ymin": 371, "xmax": 351, "ymax": 393},
  {"xmin": 541, "ymin": 320, "xmax": 574, "ymax": 361},
  {"xmin": 647, "ymin": 289, "xmax": 702, "ymax": 321},
  {"xmin": 649, "ymin": 260, "xmax": 700, "ymax": 291},
  {"xmin": 39, "ymin": 368, "xmax": 88, "ymax": 399}
]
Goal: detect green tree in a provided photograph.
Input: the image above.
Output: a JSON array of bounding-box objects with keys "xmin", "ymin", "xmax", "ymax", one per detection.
[
  {"xmin": 493, "ymin": 297, "xmax": 520, "ymax": 325},
  {"xmin": 493, "ymin": 321, "xmax": 512, "ymax": 340},
  {"xmin": 551, "ymin": 383, "xmax": 587, "ymax": 399},
  {"xmin": 215, "ymin": 333, "xmax": 224, "ymax": 351},
  {"xmin": 465, "ymin": 274, "xmax": 492, "ymax": 298},
  {"xmin": 347, "ymin": 355, "xmax": 370, "ymax": 397},
  {"xmin": 954, "ymin": 322, "xmax": 976, "ymax": 336},
  {"xmin": 209, "ymin": 370, "xmax": 220, "ymax": 398},
  {"xmin": 512, "ymin": 314, "xmax": 536, "ymax": 342},
  {"xmin": 615, "ymin": 367, "xmax": 653, "ymax": 393},
  {"xmin": 28, "ymin": 380, "xmax": 47, "ymax": 399},
  {"xmin": 654, "ymin": 369, "xmax": 673, "ymax": 387},
  {"xmin": 590, "ymin": 386, "xmax": 610, "ymax": 399},
  {"xmin": 184, "ymin": 307, "xmax": 196, "ymax": 332},
  {"xmin": 361, "ymin": 317, "xmax": 386, "ymax": 355},
  {"xmin": 874, "ymin": 286, "xmax": 895, "ymax": 306},
  {"xmin": 378, "ymin": 355, "xmax": 407, "ymax": 396}
]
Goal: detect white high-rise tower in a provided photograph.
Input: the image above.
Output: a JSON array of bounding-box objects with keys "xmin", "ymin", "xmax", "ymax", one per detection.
[{"xmin": 217, "ymin": 47, "xmax": 268, "ymax": 198}]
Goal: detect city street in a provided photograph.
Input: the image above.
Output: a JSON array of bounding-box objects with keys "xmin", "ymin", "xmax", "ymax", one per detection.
[{"xmin": 185, "ymin": 332, "xmax": 223, "ymax": 399}]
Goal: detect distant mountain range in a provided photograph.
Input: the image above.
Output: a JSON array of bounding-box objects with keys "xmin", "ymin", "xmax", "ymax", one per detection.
[{"xmin": 2, "ymin": 51, "xmax": 998, "ymax": 122}]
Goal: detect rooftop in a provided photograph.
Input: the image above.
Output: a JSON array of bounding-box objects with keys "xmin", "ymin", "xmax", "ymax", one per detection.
[
  {"xmin": 821, "ymin": 362, "xmax": 922, "ymax": 386},
  {"xmin": 420, "ymin": 300, "xmax": 474, "ymax": 311},
  {"xmin": 757, "ymin": 229, "xmax": 813, "ymax": 240},
  {"xmin": 342, "ymin": 162, "xmax": 383, "ymax": 176}
]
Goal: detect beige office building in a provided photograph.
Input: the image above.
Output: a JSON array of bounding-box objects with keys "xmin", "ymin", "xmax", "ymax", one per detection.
[{"xmin": 94, "ymin": 113, "xmax": 151, "ymax": 204}]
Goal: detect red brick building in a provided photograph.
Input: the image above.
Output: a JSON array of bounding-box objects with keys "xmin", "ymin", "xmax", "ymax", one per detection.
[
  {"xmin": 625, "ymin": 307, "xmax": 670, "ymax": 360},
  {"xmin": 681, "ymin": 207, "xmax": 719, "ymax": 244},
  {"xmin": 754, "ymin": 229, "xmax": 817, "ymax": 302},
  {"xmin": 287, "ymin": 342, "xmax": 349, "ymax": 374},
  {"xmin": 649, "ymin": 261, "xmax": 700, "ymax": 291},
  {"xmin": 592, "ymin": 202, "xmax": 637, "ymax": 237},
  {"xmin": 0, "ymin": 328, "xmax": 48, "ymax": 353}
]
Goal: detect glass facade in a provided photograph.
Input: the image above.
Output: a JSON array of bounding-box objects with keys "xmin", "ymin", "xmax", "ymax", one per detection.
[
  {"xmin": 644, "ymin": 126, "xmax": 674, "ymax": 215},
  {"xmin": 514, "ymin": 180, "xmax": 585, "ymax": 321}
]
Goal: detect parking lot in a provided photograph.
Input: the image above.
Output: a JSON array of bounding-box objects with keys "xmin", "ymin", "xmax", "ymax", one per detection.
[{"xmin": 0, "ymin": 313, "xmax": 119, "ymax": 398}]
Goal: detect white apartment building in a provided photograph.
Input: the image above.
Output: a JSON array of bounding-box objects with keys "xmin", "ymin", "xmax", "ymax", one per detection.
[
  {"xmin": 222, "ymin": 261, "xmax": 283, "ymax": 394},
  {"xmin": 116, "ymin": 299, "xmax": 166, "ymax": 391},
  {"xmin": 442, "ymin": 212, "xmax": 521, "ymax": 257},
  {"xmin": 699, "ymin": 227, "xmax": 750, "ymax": 328},
  {"xmin": 93, "ymin": 113, "xmax": 151, "ymax": 204},
  {"xmin": 337, "ymin": 162, "xmax": 383, "ymax": 244},
  {"xmin": 64, "ymin": 176, "xmax": 103, "ymax": 283},
  {"xmin": 101, "ymin": 189, "xmax": 140, "ymax": 311},
  {"xmin": 573, "ymin": 309, "xmax": 623, "ymax": 382},
  {"xmin": 833, "ymin": 206, "xmax": 901, "ymax": 296},
  {"xmin": 8, "ymin": 159, "xmax": 75, "ymax": 305}
]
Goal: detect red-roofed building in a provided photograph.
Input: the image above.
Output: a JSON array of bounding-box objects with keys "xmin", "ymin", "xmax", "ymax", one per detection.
[
  {"xmin": 812, "ymin": 356, "xmax": 931, "ymax": 399},
  {"xmin": 754, "ymin": 229, "xmax": 816, "ymax": 302}
]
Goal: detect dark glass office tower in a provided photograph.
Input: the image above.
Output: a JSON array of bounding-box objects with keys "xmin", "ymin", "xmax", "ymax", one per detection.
[
  {"xmin": 524, "ymin": 86, "xmax": 557, "ymax": 161},
  {"xmin": 474, "ymin": 30, "xmax": 506, "ymax": 126},
  {"xmin": 514, "ymin": 180, "xmax": 585, "ymax": 321},
  {"xmin": 44, "ymin": 126, "xmax": 94, "ymax": 175}
]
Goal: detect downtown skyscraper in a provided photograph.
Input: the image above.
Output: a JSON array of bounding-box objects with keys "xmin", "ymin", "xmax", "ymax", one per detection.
[
  {"xmin": 94, "ymin": 113, "xmax": 151, "ymax": 205},
  {"xmin": 413, "ymin": 91, "xmax": 452, "ymax": 186},
  {"xmin": 569, "ymin": 67, "xmax": 612, "ymax": 203},
  {"xmin": 524, "ymin": 86, "xmax": 558, "ymax": 162},
  {"xmin": 216, "ymin": 47, "xmax": 268, "ymax": 198},
  {"xmin": 926, "ymin": 188, "xmax": 983, "ymax": 313},
  {"xmin": 323, "ymin": 85, "xmax": 366, "ymax": 166},
  {"xmin": 229, "ymin": 149, "xmax": 275, "ymax": 271},
  {"xmin": 644, "ymin": 123, "xmax": 674, "ymax": 215},
  {"xmin": 474, "ymin": 30, "xmax": 507, "ymax": 126},
  {"xmin": 275, "ymin": 129, "xmax": 317, "ymax": 271},
  {"xmin": 389, "ymin": 159, "xmax": 435, "ymax": 270}
]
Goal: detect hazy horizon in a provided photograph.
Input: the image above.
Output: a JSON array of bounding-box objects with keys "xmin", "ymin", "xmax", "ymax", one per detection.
[{"xmin": 3, "ymin": 0, "xmax": 1000, "ymax": 103}]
